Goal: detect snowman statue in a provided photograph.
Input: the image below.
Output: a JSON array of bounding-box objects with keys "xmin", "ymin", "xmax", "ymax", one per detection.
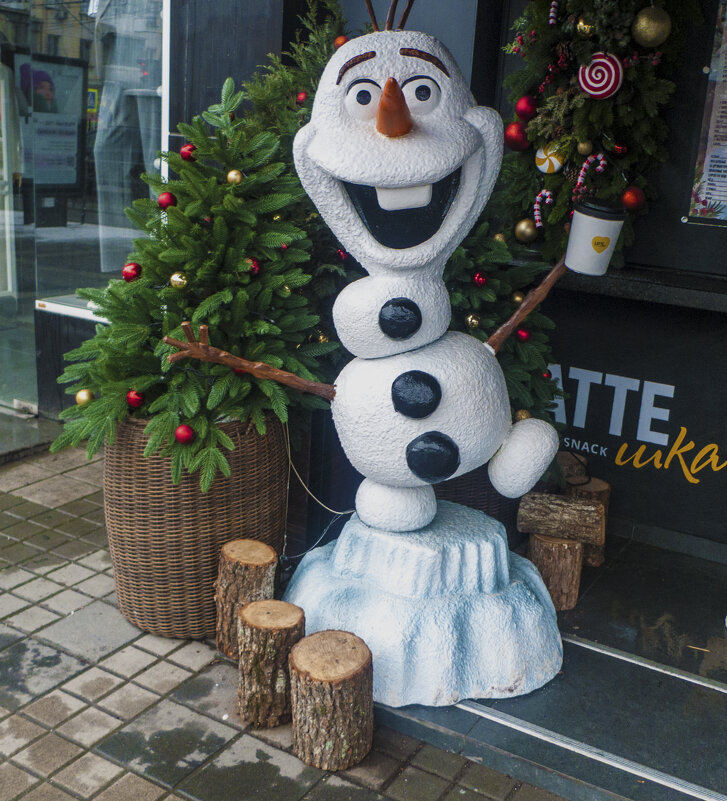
[{"xmin": 167, "ymin": 1, "xmax": 563, "ymax": 707}]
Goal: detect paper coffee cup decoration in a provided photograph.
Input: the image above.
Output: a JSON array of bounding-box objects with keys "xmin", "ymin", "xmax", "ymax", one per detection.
[{"xmin": 565, "ymin": 199, "xmax": 625, "ymax": 275}]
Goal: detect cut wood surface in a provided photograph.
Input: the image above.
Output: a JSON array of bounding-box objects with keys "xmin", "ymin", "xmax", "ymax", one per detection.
[
  {"xmin": 565, "ymin": 478, "xmax": 610, "ymax": 567},
  {"xmin": 237, "ymin": 600, "xmax": 304, "ymax": 728},
  {"xmin": 556, "ymin": 451, "xmax": 588, "ymax": 481},
  {"xmin": 215, "ymin": 539, "xmax": 277, "ymax": 660},
  {"xmin": 528, "ymin": 533, "xmax": 583, "ymax": 611},
  {"xmin": 517, "ymin": 492, "xmax": 605, "ymax": 546},
  {"xmin": 290, "ymin": 630, "xmax": 373, "ymax": 771}
]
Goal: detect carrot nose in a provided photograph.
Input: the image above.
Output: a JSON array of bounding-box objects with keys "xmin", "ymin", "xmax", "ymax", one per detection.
[{"xmin": 376, "ymin": 77, "xmax": 413, "ymax": 138}]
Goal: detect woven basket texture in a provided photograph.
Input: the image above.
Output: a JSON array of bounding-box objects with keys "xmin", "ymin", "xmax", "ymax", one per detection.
[
  {"xmin": 434, "ymin": 465, "xmax": 504, "ymax": 518},
  {"xmin": 104, "ymin": 416, "xmax": 288, "ymax": 639}
]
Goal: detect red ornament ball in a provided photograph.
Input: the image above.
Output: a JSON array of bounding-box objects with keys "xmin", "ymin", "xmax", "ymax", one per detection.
[
  {"xmin": 337, "ymin": 248, "xmax": 349, "ymax": 261},
  {"xmin": 174, "ymin": 424, "xmax": 195, "ymax": 444},
  {"xmin": 122, "ymin": 262, "xmax": 142, "ymax": 282},
  {"xmin": 245, "ymin": 257, "xmax": 261, "ymax": 276},
  {"xmin": 233, "ymin": 367, "xmax": 246, "ymax": 376},
  {"xmin": 158, "ymin": 191, "xmax": 177, "ymax": 210},
  {"xmin": 126, "ymin": 390, "xmax": 144, "ymax": 408},
  {"xmin": 281, "ymin": 243, "xmax": 289, "ymax": 250},
  {"xmin": 180, "ymin": 143, "xmax": 196, "ymax": 161},
  {"xmin": 621, "ymin": 185, "xmax": 646, "ymax": 211},
  {"xmin": 296, "ymin": 91, "xmax": 308, "ymax": 105},
  {"xmin": 334, "ymin": 35, "xmax": 349, "ymax": 49},
  {"xmin": 542, "ymin": 370, "xmax": 552, "ymax": 380},
  {"xmin": 504, "ymin": 121, "xmax": 530, "ymax": 151},
  {"xmin": 515, "ymin": 95, "xmax": 538, "ymax": 121},
  {"xmin": 473, "ymin": 272, "xmax": 488, "ymax": 287},
  {"xmin": 516, "ymin": 328, "xmax": 531, "ymax": 342},
  {"xmin": 613, "ymin": 143, "xmax": 628, "ymax": 156}
]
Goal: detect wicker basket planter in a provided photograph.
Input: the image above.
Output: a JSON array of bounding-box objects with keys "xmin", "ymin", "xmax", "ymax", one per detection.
[{"xmin": 104, "ymin": 416, "xmax": 288, "ymax": 639}]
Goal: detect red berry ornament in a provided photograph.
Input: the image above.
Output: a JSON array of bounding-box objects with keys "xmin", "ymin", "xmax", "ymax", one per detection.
[
  {"xmin": 126, "ymin": 390, "xmax": 144, "ymax": 408},
  {"xmin": 473, "ymin": 272, "xmax": 488, "ymax": 287},
  {"xmin": 122, "ymin": 262, "xmax": 142, "ymax": 282},
  {"xmin": 334, "ymin": 35, "xmax": 348, "ymax": 49},
  {"xmin": 296, "ymin": 91, "xmax": 308, "ymax": 105},
  {"xmin": 516, "ymin": 328, "xmax": 531, "ymax": 342},
  {"xmin": 613, "ymin": 143, "xmax": 628, "ymax": 156},
  {"xmin": 337, "ymin": 248, "xmax": 349, "ymax": 261},
  {"xmin": 621, "ymin": 185, "xmax": 646, "ymax": 211},
  {"xmin": 504, "ymin": 121, "xmax": 530, "ymax": 151},
  {"xmin": 158, "ymin": 191, "xmax": 177, "ymax": 210},
  {"xmin": 281, "ymin": 243, "xmax": 289, "ymax": 250},
  {"xmin": 543, "ymin": 370, "xmax": 552, "ymax": 380},
  {"xmin": 245, "ymin": 257, "xmax": 261, "ymax": 276},
  {"xmin": 180, "ymin": 144, "xmax": 196, "ymax": 161},
  {"xmin": 175, "ymin": 424, "xmax": 195, "ymax": 444},
  {"xmin": 515, "ymin": 95, "xmax": 537, "ymax": 121}
]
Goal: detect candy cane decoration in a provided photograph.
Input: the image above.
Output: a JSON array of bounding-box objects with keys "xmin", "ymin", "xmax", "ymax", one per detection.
[
  {"xmin": 534, "ymin": 189, "xmax": 554, "ymax": 228},
  {"xmin": 572, "ymin": 153, "xmax": 607, "ymax": 199},
  {"xmin": 549, "ymin": 1, "xmax": 558, "ymax": 25}
]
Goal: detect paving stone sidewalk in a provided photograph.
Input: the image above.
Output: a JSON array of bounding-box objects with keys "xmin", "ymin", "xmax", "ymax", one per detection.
[{"xmin": 0, "ymin": 447, "xmax": 566, "ymax": 801}]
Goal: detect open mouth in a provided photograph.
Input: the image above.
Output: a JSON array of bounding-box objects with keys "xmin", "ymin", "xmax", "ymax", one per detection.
[{"xmin": 342, "ymin": 168, "xmax": 461, "ymax": 250}]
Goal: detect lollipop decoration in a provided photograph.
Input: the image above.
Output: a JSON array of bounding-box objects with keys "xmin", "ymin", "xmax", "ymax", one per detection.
[
  {"xmin": 578, "ymin": 52, "xmax": 624, "ymax": 99},
  {"xmin": 535, "ymin": 144, "xmax": 565, "ymax": 174},
  {"xmin": 533, "ymin": 189, "xmax": 554, "ymax": 229},
  {"xmin": 572, "ymin": 153, "xmax": 607, "ymax": 200}
]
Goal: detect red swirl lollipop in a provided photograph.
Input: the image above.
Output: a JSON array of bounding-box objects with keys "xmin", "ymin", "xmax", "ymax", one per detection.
[{"xmin": 578, "ymin": 52, "xmax": 624, "ymax": 99}]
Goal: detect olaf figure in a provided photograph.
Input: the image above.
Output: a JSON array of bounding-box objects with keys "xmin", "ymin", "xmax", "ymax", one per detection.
[{"xmin": 284, "ymin": 11, "xmax": 563, "ymax": 706}]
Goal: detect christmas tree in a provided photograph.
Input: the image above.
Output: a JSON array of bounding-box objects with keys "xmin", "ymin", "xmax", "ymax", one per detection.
[{"xmin": 51, "ymin": 79, "xmax": 336, "ymax": 490}]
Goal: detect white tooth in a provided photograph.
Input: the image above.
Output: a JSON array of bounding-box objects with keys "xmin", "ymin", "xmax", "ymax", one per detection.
[{"xmin": 375, "ymin": 184, "xmax": 432, "ymax": 211}]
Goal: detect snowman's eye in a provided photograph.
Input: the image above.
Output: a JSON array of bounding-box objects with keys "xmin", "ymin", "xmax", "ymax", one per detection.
[
  {"xmin": 402, "ymin": 76, "xmax": 440, "ymax": 114},
  {"xmin": 345, "ymin": 79, "xmax": 381, "ymax": 120}
]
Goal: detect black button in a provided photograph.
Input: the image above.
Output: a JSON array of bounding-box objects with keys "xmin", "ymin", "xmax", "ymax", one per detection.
[
  {"xmin": 392, "ymin": 371, "xmax": 441, "ymax": 419},
  {"xmin": 406, "ymin": 431, "xmax": 460, "ymax": 483},
  {"xmin": 379, "ymin": 297, "xmax": 422, "ymax": 340}
]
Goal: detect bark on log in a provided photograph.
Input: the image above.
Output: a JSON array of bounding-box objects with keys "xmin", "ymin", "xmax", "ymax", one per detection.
[
  {"xmin": 556, "ymin": 451, "xmax": 588, "ymax": 481},
  {"xmin": 517, "ymin": 492, "xmax": 605, "ymax": 546},
  {"xmin": 528, "ymin": 533, "xmax": 583, "ymax": 611},
  {"xmin": 237, "ymin": 600, "xmax": 305, "ymax": 728},
  {"xmin": 215, "ymin": 539, "xmax": 277, "ymax": 660},
  {"xmin": 565, "ymin": 478, "xmax": 611, "ymax": 567},
  {"xmin": 290, "ymin": 630, "xmax": 373, "ymax": 771}
]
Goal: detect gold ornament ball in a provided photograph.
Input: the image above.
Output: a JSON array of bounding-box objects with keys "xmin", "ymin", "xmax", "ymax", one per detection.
[
  {"xmin": 577, "ymin": 140, "xmax": 593, "ymax": 156},
  {"xmin": 169, "ymin": 271, "xmax": 188, "ymax": 289},
  {"xmin": 465, "ymin": 313, "xmax": 481, "ymax": 329},
  {"xmin": 512, "ymin": 290, "xmax": 525, "ymax": 304},
  {"xmin": 226, "ymin": 169, "xmax": 243, "ymax": 185},
  {"xmin": 631, "ymin": 6, "xmax": 671, "ymax": 48},
  {"xmin": 317, "ymin": 331, "xmax": 329, "ymax": 343},
  {"xmin": 75, "ymin": 389, "xmax": 95, "ymax": 406},
  {"xmin": 514, "ymin": 409, "xmax": 532, "ymax": 422},
  {"xmin": 272, "ymin": 214, "xmax": 282, "ymax": 222},
  {"xmin": 493, "ymin": 233, "xmax": 506, "ymax": 243},
  {"xmin": 515, "ymin": 218, "xmax": 538, "ymax": 243},
  {"xmin": 576, "ymin": 17, "xmax": 595, "ymax": 38}
]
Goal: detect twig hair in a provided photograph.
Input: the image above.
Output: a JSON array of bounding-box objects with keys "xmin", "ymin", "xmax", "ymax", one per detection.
[{"xmin": 365, "ymin": 0, "xmax": 417, "ymax": 32}]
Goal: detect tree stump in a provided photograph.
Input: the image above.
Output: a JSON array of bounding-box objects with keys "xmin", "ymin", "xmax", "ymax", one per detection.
[
  {"xmin": 215, "ymin": 539, "xmax": 277, "ymax": 659},
  {"xmin": 517, "ymin": 492, "xmax": 605, "ymax": 546},
  {"xmin": 237, "ymin": 600, "xmax": 304, "ymax": 728},
  {"xmin": 556, "ymin": 450, "xmax": 588, "ymax": 482},
  {"xmin": 290, "ymin": 630, "xmax": 373, "ymax": 771},
  {"xmin": 528, "ymin": 533, "xmax": 583, "ymax": 611},
  {"xmin": 565, "ymin": 478, "xmax": 611, "ymax": 567}
]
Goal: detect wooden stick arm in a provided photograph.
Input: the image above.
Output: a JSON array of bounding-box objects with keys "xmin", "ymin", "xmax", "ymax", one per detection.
[
  {"xmin": 163, "ymin": 322, "xmax": 336, "ymax": 401},
  {"xmin": 487, "ymin": 254, "xmax": 567, "ymax": 354}
]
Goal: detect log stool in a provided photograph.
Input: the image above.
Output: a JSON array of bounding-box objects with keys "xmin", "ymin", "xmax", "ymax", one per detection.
[
  {"xmin": 289, "ymin": 630, "xmax": 373, "ymax": 771},
  {"xmin": 237, "ymin": 600, "xmax": 304, "ymax": 728},
  {"xmin": 565, "ymin": 478, "xmax": 611, "ymax": 567},
  {"xmin": 528, "ymin": 533, "xmax": 583, "ymax": 611},
  {"xmin": 215, "ymin": 539, "xmax": 277, "ymax": 659}
]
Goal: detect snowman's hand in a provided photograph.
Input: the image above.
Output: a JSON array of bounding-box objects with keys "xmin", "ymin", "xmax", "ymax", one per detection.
[{"xmin": 487, "ymin": 418, "xmax": 559, "ymax": 499}]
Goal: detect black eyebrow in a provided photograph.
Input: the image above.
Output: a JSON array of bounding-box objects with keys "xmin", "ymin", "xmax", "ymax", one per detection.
[
  {"xmin": 337, "ymin": 51, "xmax": 377, "ymax": 85},
  {"xmin": 399, "ymin": 48, "xmax": 450, "ymax": 78}
]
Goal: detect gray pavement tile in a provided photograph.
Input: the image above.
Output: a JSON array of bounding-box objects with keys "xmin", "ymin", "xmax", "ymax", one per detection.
[
  {"xmin": 20, "ymin": 785, "xmax": 77, "ymax": 801},
  {"xmin": 57, "ymin": 705, "xmax": 122, "ymax": 746},
  {"xmin": 0, "ymin": 593, "xmax": 29, "ymax": 618},
  {"xmin": 55, "ymin": 499, "xmax": 97, "ymax": 517},
  {"xmin": 0, "ymin": 622, "xmax": 23, "ymax": 651},
  {"xmin": 0, "ymin": 713, "xmax": 46, "ymax": 756},
  {"xmin": 170, "ymin": 662, "xmax": 244, "ymax": 728},
  {"xmin": 410, "ymin": 744, "xmax": 468, "ymax": 780},
  {"xmin": 0, "ymin": 567, "xmax": 35, "ymax": 590},
  {"xmin": 22, "ymin": 553, "xmax": 66, "ymax": 576},
  {"xmin": 54, "ymin": 752, "xmax": 125, "ymax": 798},
  {"xmin": 74, "ymin": 573, "xmax": 116, "ymax": 598},
  {"xmin": 250, "ymin": 722, "xmax": 293, "ymax": 752},
  {"xmin": 97, "ymin": 698, "xmax": 237, "ymax": 788},
  {"xmin": 12, "ymin": 476, "xmax": 98, "ymax": 508},
  {"xmin": 94, "ymin": 772, "xmax": 166, "ymax": 801},
  {"xmin": 459, "ymin": 762, "xmax": 518, "ymax": 801},
  {"xmin": 63, "ymin": 464, "xmax": 105, "ymax": 487},
  {"xmin": 29, "ymin": 510, "xmax": 74, "ymax": 529},
  {"xmin": 372, "ymin": 727, "xmax": 421, "ymax": 761},
  {"xmin": 511, "ymin": 784, "xmax": 565, "ymax": 801},
  {"xmin": 442, "ymin": 786, "xmax": 487, "ymax": 801},
  {"xmin": 304, "ymin": 775, "xmax": 386, "ymax": 801},
  {"xmin": 54, "ymin": 517, "xmax": 99, "ymax": 537},
  {"xmin": 0, "ymin": 463, "xmax": 55, "ymax": 492},
  {"xmin": 62, "ymin": 667, "xmax": 124, "ymax": 701},
  {"xmin": 80, "ymin": 527, "xmax": 109, "ymax": 547},
  {"xmin": 4, "ymin": 605, "xmax": 61, "ymax": 633},
  {"xmin": 0, "ymin": 542, "xmax": 43, "ymax": 564},
  {"xmin": 167, "ymin": 641, "xmax": 216, "ymax": 671},
  {"xmin": 52, "ymin": 539, "xmax": 97, "ymax": 560},
  {"xmin": 100, "ymin": 646, "xmax": 157, "ymax": 678},
  {"xmin": 133, "ymin": 661, "xmax": 192, "ymax": 694},
  {"xmin": 2, "ymin": 520, "xmax": 46, "ymax": 542},
  {"xmin": 22, "ymin": 690, "xmax": 87, "ymax": 727},
  {"xmin": 12, "ymin": 731, "xmax": 83, "ymax": 776},
  {"xmin": 6, "ymin": 501, "xmax": 53, "ymax": 520},
  {"xmin": 98, "ymin": 682, "xmax": 159, "ymax": 720},
  {"xmin": 25, "ymin": 531, "xmax": 72, "ymax": 552},
  {"xmin": 0, "ymin": 639, "xmax": 87, "ymax": 711},
  {"xmin": 29, "ymin": 449, "xmax": 97, "ymax": 474},
  {"xmin": 13, "ymin": 578, "xmax": 65, "ymax": 602},
  {"xmin": 37, "ymin": 600, "xmax": 139, "ymax": 662},
  {"xmin": 0, "ymin": 761, "xmax": 39, "ymax": 800},
  {"xmin": 81, "ymin": 507, "xmax": 106, "ymax": 524},
  {"xmin": 102, "ymin": 588, "xmax": 119, "ymax": 608},
  {"xmin": 386, "ymin": 766, "xmax": 449, "ymax": 801},
  {"xmin": 78, "ymin": 549, "xmax": 112, "ymax": 571},
  {"xmin": 177, "ymin": 733, "xmax": 322, "ymax": 801},
  {"xmin": 0, "ymin": 492, "xmax": 24, "ymax": 510},
  {"xmin": 45, "ymin": 563, "xmax": 95, "ymax": 587},
  {"xmin": 85, "ymin": 491, "xmax": 104, "ymax": 505},
  {"xmin": 41, "ymin": 589, "xmax": 94, "ymax": 615},
  {"xmin": 134, "ymin": 633, "xmax": 184, "ymax": 656},
  {"xmin": 341, "ymin": 749, "xmax": 401, "ymax": 791}
]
